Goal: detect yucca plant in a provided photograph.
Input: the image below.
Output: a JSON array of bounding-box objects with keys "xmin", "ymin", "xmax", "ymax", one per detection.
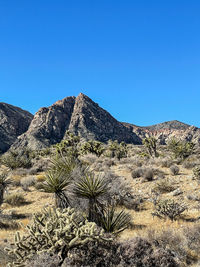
[
  {"xmin": 0, "ymin": 172, "xmax": 11, "ymax": 207},
  {"xmin": 41, "ymin": 169, "xmax": 71, "ymax": 209},
  {"xmin": 51, "ymin": 153, "xmax": 78, "ymax": 174},
  {"xmin": 100, "ymin": 205, "xmax": 131, "ymax": 235},
  {"xmin": 73, "ymin": 173, "xmax": 108, "ymax": 222}
]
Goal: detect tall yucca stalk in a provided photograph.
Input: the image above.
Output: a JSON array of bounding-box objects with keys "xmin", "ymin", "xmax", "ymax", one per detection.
[
  {"xmin": 41, "ymin": 169, "xmax": 71, "ymax": 209},
  {"xmin": 100, "ymin": 205, "xmax": 131, "ymax": 235},
  {"xmin": 74, "ymin": 173, "xmax": 108, "ymax": 222}
]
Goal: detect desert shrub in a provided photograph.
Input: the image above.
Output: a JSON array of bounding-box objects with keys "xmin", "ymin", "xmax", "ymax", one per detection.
[
  {"xmin": 62, "ymin": 241, "xmax": 120, "ymax": 267},
  {"xmin": 34, "ymin": 181, "xmax": 45, "ymax": 190},
  {"xmin": 0, "ymin": 219, "xmax": 20, "ymax": 230},
  {"xmin": 168, "ymin": 138, "xmax": 195, "ymax": 160},
  {"xmin": 6, "ymin": 207, "xmax": 112, "ymax": 266},
  {"xmin": 29, "ymin": 158, "xmax": 51, "ymax": 174},
  {"xmin": 153, "ymin": 178, "xmax": 175, "ymax": 193},
  {"xmin": 183, "ymin": 160, "xmax": 198, "ymax": 169},
  {"xmin": 170, "ymin": 165, "xmax": 179, "ymax": 175},
  {"xmin": 159, "ymin": 158, "xmax": 173, "ymax": 168},
  {"xmin": 193, "ymin": 166, "xmax": 200, "ymax": 181},
  {"xmin": 4, "ymin": 193, "xmax": 26, "ymax": 206},
  {"xmin": 0, "ymin": 245, "xmax": 16, "ymax": 267},
  {"xmin": 25, "ymin": 253, "xmax": 60, "ymax": 267},
  {"xmin": 147, "ymin": 228, "xmax": 199, "ymax": 265},
  {"xmin": 143, "ymin": 168, "xmax": 154, "ymax": 181},
  {"xmin": 152, "ymin": 199, "xmax": 187, "ymax": 221},
  {"xmin": 20, "ymin": 176, "xmax": 36, "ymax": 191},
  {"xmin": 131, "ymin": 167, "xmax": 144, "ymax": 178},
  {"xmin": 102, "ymin": 159, "xmax": 115, "ymax": 167},
  {"xmin": 80, "ymin": 153, "xmax": 98, "ymax": 165},
  {"xmin": 35, "ymin": 173, "xmax": 46, "ymax": 182},
  {"xmin": 0, "ymin": 150, "xmax": 32, "ymax": 169},
  {"xmin": 184, "ymin": 224, "xmax": 200, "ymax": 255},
  {"xmin": 118, "ymin": 237, "xmax": 178, "ymax": 267},
  {"xmin": 104, "ymin": 171, "xmax": 142, "ymax": 210}
]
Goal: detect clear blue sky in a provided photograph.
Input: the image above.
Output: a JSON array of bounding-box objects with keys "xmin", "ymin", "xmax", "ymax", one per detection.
[{"xmin": 0, "ymin": 1, "xmax": 200, "ymax": 127}]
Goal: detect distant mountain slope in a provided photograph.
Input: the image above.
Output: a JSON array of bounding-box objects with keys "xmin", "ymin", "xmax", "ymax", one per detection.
[
  {"xmin": 10, "ymin": 93, "xmax": 142, "ymax": 150},
  {"xmin": 0, "ymin": 103, "xmax": 33, "ymax": 152},
  {"xmin": 144, "ymin": 120, "xmax": 191, "ymax": 131}
]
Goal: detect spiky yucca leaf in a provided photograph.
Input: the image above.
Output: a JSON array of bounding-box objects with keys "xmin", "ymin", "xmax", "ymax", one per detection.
[
  {"xmin": 74, "ymin": 173, "xmax": 108, "ymax": 199},
  {"xmin": 41, "ymin": 169, "xmax": 71, "ymax": 208},
  {"xmin": 51, "ymin": 154, "xmax": 78, "ymax": 174},
  {"xmin": 100, "ymin": 205, "xmax": 131, "ymax": 235},
  {"xmin": 41, "ymin": 169, "xmax": 71, "ymax": 193}
]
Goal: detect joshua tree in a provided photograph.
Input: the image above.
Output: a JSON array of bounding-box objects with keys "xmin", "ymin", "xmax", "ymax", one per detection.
[
  {"xmin": 0, "ymin": 172, "xmax": 11, "ymax": 208},
  {"xmin": 73, "ymin": 173, "xmax": 108, "ymax": 223},
  {"xmin": 81, "ymin": 140, "xmax": 105, "ymax": 157},
  {"xmin": 142, "ymin": 136, "xmax": 158, "ymax": 157},
  {"xmin": 168, "ymin": 138, "xmax": 194, "ymax": 160},
  {"xmin": 107, "ymin": 140, "xmax": 128, "ymax": 160},
  {"xmin": 55, "ymin": 131, "xmax": 80, "ymax": 158}
]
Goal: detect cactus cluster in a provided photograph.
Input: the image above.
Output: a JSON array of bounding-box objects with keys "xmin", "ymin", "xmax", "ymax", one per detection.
[
  {"xmin": 152, "ymin": 199, "xmax": 187, "ymax": 221},
  {"xmin": 5, "ymin": 207, "xmax": 112, "ymax": 267}
]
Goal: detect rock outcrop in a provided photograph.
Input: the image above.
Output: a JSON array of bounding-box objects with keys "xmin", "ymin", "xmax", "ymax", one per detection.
[
  {"xmin": 0, "ymin": 103, "xmax": 33, "ymax": 152},
  {"xmin": 11, "ymin": 96, "xmax": 76, "ymax": 150},
  {"xmin": 10, "ymin": 93, "xmax": 142, "ymax": 150}
]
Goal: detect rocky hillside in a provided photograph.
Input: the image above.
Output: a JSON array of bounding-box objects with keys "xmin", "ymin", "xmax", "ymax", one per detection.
[
  {"xmin": 125, "ymin": 121, "xmax": 200, "ymax": 145},
  {"xmin": 0, "ymin": 103, "xmax": 33, "ymax": 152},
  {"xmin": 1, "ymin": 94, "xmax": 200, "ymax": 151},
  {"xmin": 10, "ymin": 93, "xmax": 141, "ymax": 150}
]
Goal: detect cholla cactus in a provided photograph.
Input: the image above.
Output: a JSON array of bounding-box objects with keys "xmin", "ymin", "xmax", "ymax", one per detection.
[
  {"xmin": 5, "ymin": 207, "xmax": 112, "ymax": 267},
  {"xmin": 152, "ymin": 199, "xmax": 187, "ymax": 221}
]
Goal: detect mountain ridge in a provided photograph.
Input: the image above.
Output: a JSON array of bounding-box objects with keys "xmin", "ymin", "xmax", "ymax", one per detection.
[{"xmin": 0, "ymin": 93, "xmax": 199, "ymax": 152}]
